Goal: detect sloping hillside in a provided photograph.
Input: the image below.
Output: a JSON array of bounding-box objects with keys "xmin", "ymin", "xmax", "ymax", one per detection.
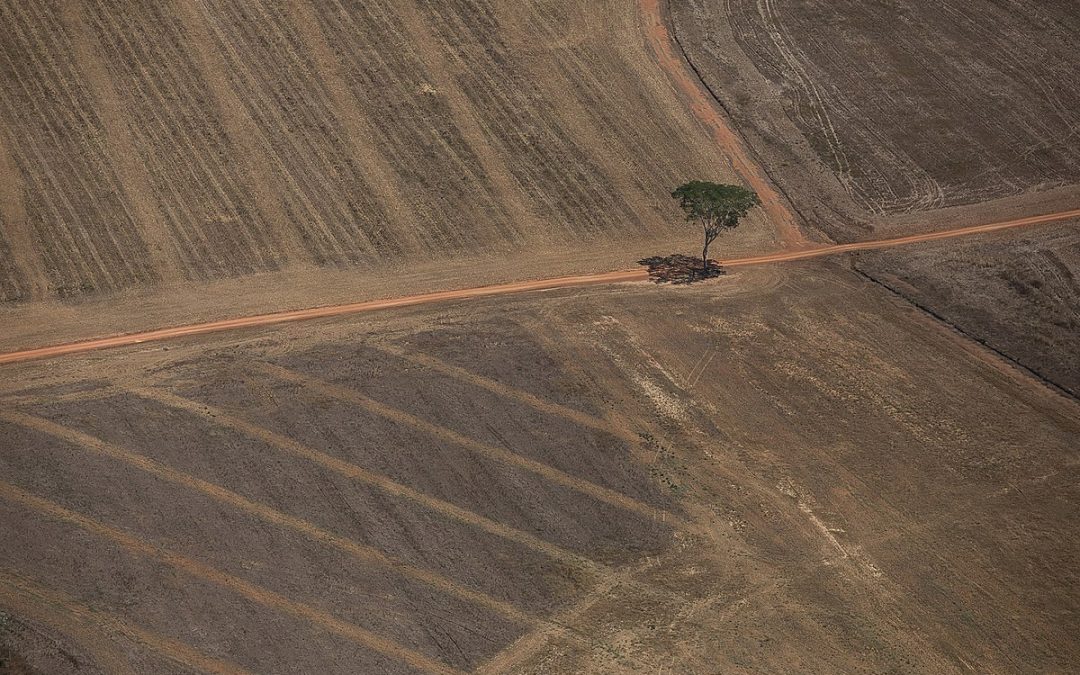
[{"xmin": 0, "ymin": 0, "xmax": 749, "ymax": 303}]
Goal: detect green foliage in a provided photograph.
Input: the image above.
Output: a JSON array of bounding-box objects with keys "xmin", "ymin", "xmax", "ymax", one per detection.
[
  {"xmin": 671, "ymin": 181, "xmax": 761, "ymax": 271},
  {"xmin": 671, "ymin": 181, "xmax": 760, "ymax": 231}
]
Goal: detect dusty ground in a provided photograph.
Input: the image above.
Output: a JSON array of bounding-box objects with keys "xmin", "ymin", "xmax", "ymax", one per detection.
[
  {"xmin": 669, "ymin": 0, "xmax": 1080, "ymax": 401},
  {"xmin": 0, "ymin": 226, "xmax": 777, "ymax": 354},
  {"xmin": 855, "ymin": 220, "xmax": 1080, "ymax": 397},
  {"xmin": 2, "ymin": 1, "xmax": 1078, "ymax": 672},
  {"xmin": 669, "ymin": 0, "xmax": 1080, "ymax": 239},
  {"xmin": 0, "ymin": 0, "xmax": 771, "ymax": 304},
  {"xmin": 1, "ymin": 261, "xmax": 1076, "ymax": 673}
]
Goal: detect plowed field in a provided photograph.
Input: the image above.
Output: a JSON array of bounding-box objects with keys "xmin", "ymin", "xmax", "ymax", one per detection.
[
  {"xmin": 670, "ymin": 0, "xmax": 1080, "ymax": 235},
  {"xmin": 0, "ymin": 0, "xmax": 756, "ymax": 303},
  {"xmin": 1, "ymin": 263, "xmax": 1077, "ymax": 672}
]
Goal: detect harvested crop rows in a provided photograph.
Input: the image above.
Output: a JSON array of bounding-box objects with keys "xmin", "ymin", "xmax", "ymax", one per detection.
[
  {"xmin": 197, "ymin": 0, "xmax": 399, "ymax": 266},
  {"xmin": 0, "ymin": 1, "xmax": 158, "ymax": 298},
  {"xmin": 855, "ymin": 221, "xmax": 1080, "ymax": 396},
  {"xmin": 0, "ymin": 0, "xmax": 742, "ymax": 303},
  {"xmin": 416, "ymin": 0, "xmax": 642, "ymax": 239},
  {"xmin": 83, "ymin": 0, "xmax": 286, "ymax": 281},
  {"xmin": 673, "ymin": 0, "xmax": 1080, "ymax": 217},
  {"xmin": 309, "ymin": 0, "xmax": 522, "ymax": 252},
  {"xmin": 0, "ymin": 319, "xmax": 682, "ymax": 673},
  {"xmin": 0, "ymin": 220, "xmax": 27, "ymax": 303}
]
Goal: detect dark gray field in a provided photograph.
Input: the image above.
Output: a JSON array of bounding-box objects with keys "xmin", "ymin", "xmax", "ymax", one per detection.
[{"xmin": 2, "ymin": 263, "xmax": 1078, "ymax": 673}]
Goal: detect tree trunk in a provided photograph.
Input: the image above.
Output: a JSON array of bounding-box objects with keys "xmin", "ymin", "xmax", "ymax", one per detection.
[{"xmin": 702, "ymin": 243, "xmax": 709, "ymax": 273}]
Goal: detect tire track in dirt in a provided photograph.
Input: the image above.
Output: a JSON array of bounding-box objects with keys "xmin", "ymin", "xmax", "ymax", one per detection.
[
  {"xmin": 639, "ymin": 0, "xmax": 804, "ymax": 246},
  {"xmin": 1, "ymin": 410, "xmax": 537, "ymax": 629},
  {"xmin": 0, "ymin": 569, "xmax": 250, "ymax": 675},
  {"xmin": 59, "ymin": 1, "xmax": 182, "ymax": 282},
  {"xmin": 0, "ymin": 572, "xmax": 136, "ymax": 675},
  {"xmin": 0, "ymin": 480, "xmax": 465, "ymax": 675},
  {"xmin": 475, "ymin": 558, "xmax": 662, "ymax": 675}
]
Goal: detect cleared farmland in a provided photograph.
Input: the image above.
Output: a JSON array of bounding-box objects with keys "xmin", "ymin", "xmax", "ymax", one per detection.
[
  {"xmin": 0, "ymin": 222, "xmax": 27, "ymax": 303},
  {"xmin": 1, "ymin": 262, "xmax": 1077, "ymax": 672},
  {"xmin": 0, "ymin": 1, "xmax": 160, "ymax": 298},
  {"xmin": 0, "ymin": 0, "xmax": 753, "ymax": 303},
  {"xmin": 670, "ymin": 0, "xmax": 1080, "ymax": 236},
  {"xmin": 855, "ymin": 221, "xmax": 1080, "ymax": 397},
  {"xmin": 670, "ymin": 0, "xmax": 1080, "ymax": 402}
]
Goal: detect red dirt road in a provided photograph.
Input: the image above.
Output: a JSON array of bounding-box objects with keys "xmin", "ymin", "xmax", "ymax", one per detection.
[
  {"xmin": 639, "ymin": 0, "xmax": 804, "ymax": 247},
  {"xmin": 1, "ymin": 208, "xmax": 1076, "ymax": 367}
]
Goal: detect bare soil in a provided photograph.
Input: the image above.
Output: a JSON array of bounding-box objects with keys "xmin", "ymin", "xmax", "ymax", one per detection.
[
  {"xmin": 855, "ymin": 220, "xmax": 1080, "ymax": 397},
  {"xmin": 0, "ymin": 0, "xmax": 774, "ymax": 304},
  {"xmin": 2, "ymin": 1, "xmax": 1078, "ymax": 672},
  {"xmin": 669, "ymin": 0, "xmax": 1080, "ymax": 239},
  {"xmin": 670, "ymin": 0, "xmax": 1080, "ymax": 407},
  {"xmin": 1, "ymin": 262, "xmax": 1076, "ymax": 673}
]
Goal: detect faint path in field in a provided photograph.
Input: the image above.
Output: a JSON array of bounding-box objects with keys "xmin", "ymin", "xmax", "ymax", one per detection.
[
  {"xmin": 639, "ymin": 0, "xmax": 805, "ymax": 247},
  {"xmin": 171, "ymin": 0, "xmax": 311, "ymax": 267},
  {"xmin": 134, "ymin": 386, "xmax": 609, "ymax": 577},
  {"xmin": 0, "ymin": 130, "xmax": 45, "ymax": 298},
  {"xmin": 0, "ymin": 480, "xmax": 463, "ymax": 675},
  {"xmin": 2, "ymin": 409, "xmax": 538, "ymax": 628},
  {"xmin": 1, "ymin": 208, "xmax": 1075, "ymax": 366},
  {"xmin": 59, "ymin": 1, "xmax": 182, "ymax": 282},
  {"xmin": 0, "ymin": 570, "xmax": 137, "ymax": 675}
]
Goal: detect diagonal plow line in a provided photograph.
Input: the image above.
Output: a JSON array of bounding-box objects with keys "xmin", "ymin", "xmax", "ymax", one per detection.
[
  {"xmin": 0, "ymin": 410, "xmax": 536, "ymax": 629},
  {"xmin": 371, "ymin": 343, "xmax": 641, "ymax": 445},
  {"xmin": 0, "ymin": 384, "xmax": 122, "ymax": 408},
  {"xmin": 0, "ymin": 568, "xmax": 253, "ymax": 675},
  {"xmin": 132, "ymin": 387, "xmax": 608, "ymax": 578},
  {"xmin": 257, "ymin": 363, "xmax": 690, "ymax": 528},
  {"xmin": 0, "ymin": 479, "xmax": 464, "ymax": 675},
  {"xmin": 476, "ymin": 558, "xmax": 663, "ymax": 675}
]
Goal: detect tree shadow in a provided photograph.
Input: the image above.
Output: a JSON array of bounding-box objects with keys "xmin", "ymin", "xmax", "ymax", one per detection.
[{"xmin": 638, "ymin": 254, "xmax": 726, "ymax": 285}]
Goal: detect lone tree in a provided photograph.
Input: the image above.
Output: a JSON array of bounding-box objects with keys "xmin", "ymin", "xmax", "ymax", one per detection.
[{"xmin": 672, "ymin": 181, "xmax": 761, "ymax": 274}]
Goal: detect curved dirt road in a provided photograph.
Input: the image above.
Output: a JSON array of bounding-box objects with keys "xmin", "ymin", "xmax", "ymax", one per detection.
[
  {"xmin": 1, "ymin": 208, "xmax": 1076, "ymax": 366},
  {"xmin": 639, "ymin": 0, "xmax": 804, "ymax": 247}
]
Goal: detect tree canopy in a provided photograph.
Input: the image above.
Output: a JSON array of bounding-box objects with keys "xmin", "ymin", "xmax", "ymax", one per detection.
[{"xmin": 671, "ymin": 181, "xmax": 761, "ymax": 273}]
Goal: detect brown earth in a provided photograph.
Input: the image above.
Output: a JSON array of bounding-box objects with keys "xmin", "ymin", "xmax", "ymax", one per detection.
[
  {"xmin": 669, "ymin": 0, "xmax": 1080, "ymax": 239},
  {"xmin": 854, "ymin": 220, "xmax": 1080, "ymax": 397},
  {"xmin": 3, "ymin": 206, "xmax": 1077, "ymax": 366},
  {"xmin": 2, "ymin": 0, "xmax": 1079, "ymax": 672},
  {"xmin": 669, "ymin": 0, "xmax": 1080, "ymax": 407},
  {"xmin": 0, "ymin": 0, "xmax": 779, "ymax": 305},
  {"xmin": 0, "ymin": 261, "xmax": 1077, "ymax": 673}
]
